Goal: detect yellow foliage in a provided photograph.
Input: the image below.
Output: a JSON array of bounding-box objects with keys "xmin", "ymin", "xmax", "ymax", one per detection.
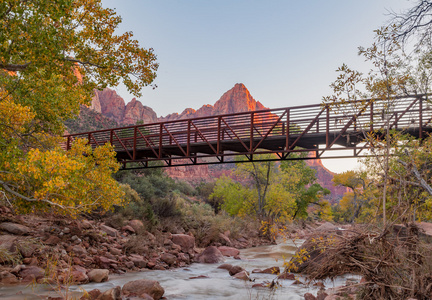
[{"xmin": 14, "ymin": 139, "xmax": 123, "ymax": 216}]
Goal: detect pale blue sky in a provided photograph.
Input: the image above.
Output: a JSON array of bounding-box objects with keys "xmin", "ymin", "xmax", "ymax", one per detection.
[{"xmin": 100, "ymin": 0, "xmax": 414, "ymax": 172}]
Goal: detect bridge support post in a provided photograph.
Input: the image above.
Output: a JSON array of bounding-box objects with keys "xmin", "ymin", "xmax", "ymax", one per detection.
[
  {"xmin": 133, "ymin": 127, "xmax": 137, "ymax": 160},
  {"xmin": 420, "ymin": 97, "xmax": 423, "ymax": 139},
  {"xmin": 285, "ymin": 109, "xmax": 290, "ymax": 153}
]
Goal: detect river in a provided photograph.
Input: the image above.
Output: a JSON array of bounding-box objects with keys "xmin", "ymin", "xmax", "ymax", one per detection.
[{"xmin": 0, "ymin": 240, "xmax": 351, "ymax": 299}]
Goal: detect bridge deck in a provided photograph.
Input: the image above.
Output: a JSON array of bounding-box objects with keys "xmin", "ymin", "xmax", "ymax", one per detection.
[{"xmin": 64, "ymin": 95, "xmax": 432, "ymax": 168}]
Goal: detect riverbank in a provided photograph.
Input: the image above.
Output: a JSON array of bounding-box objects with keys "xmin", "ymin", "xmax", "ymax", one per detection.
[{"xmin": 0, "ymin": 204, "xmax": 275, "ymax": 287}]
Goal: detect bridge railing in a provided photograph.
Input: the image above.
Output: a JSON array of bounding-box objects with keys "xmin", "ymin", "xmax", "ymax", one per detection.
[{"xmin": 63, "ymin": 95, "xmax": 432, "ymax": 167}]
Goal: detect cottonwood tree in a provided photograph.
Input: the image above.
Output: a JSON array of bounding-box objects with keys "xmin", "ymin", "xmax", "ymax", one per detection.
[
  {"xmin": 0, "ymin": 0, "xmax": 158, "ymax": 215},
  {"xmin": 210, "ymin": 154, "xmax": 330, "ymax": 231}
]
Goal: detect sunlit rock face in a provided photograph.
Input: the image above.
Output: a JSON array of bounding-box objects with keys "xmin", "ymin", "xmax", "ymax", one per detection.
[
  {"xmin": 91, "ymin": 88, "xmax": 157, "ymax": 125},
  {"xmin": 159, "ymin": 83, "xmax": 265, "ymax": 122},
  {"xmin": 123, "ymin": 98, "xmax": 157, "ymax": 125}
]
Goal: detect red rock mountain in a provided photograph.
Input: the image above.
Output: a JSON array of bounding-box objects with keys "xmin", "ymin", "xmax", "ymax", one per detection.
[
  {"xmin": 93, "ymin": 88, "xmax": 157, "ymax": 125},
  {"xmin": 159, "ymin": 83, "xmax": 266, "ymax": 122},
  {"xmin": 89, "ymin": 84, "xmax": 347, "ymax": 200}
]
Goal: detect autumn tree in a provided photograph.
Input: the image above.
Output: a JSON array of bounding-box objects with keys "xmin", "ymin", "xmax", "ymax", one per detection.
[
  {"xmin": 210, "ymin": 154, "xmax": 330, "ymax": 224},
  {"xmin": 0, "ymin": 0, "xmax": 158, "ymax": 215}
]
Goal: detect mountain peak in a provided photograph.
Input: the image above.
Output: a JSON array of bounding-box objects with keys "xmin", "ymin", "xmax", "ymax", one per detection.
[{"xmin": 160, "ymin": 83, "xmax": 265, "ymax": 122}]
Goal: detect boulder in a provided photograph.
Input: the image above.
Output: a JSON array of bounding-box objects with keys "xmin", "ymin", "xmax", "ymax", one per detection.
[
  {"xmin": 122, "ymin": 279, "xmax": 165, "ymax": 300},
  {"xmin": 0, "ymin": 235, "xmax": 18, "ymax": 253},
  {"xmin": 88, "ymin": 269, "xmax": 109, "ymax": 283},
  {"xmin": 71, "ymin": 268, "xmax": 89, "ymax": 284},
  {"xmin": 129, "ymin": 254, "xmax": 147, "ymax": 268},
  {"xmin": 0, "ymin": 271, "xmax": 19, "ymax": 284},
  {"xmin": 217, "ymin": 246, "xmax": 240, "ymax": 257},
  {"xmin": 228, "ymin": 265, "xmax": 245, "ymax": 276},
  {"xmin": 255, "ymin": 266, "xmax": 280, "ymax": 275},
  {"xmin": 72, "ymin": 245, "xmax": 87, "ymax": 256},
  {"xmin": 304, "ymin": 293, "xmax": 317, "ymax": 300},
  {"xmin": 171, "ymin": 234, "xmax": 195, "ymax": 252},
  {"xmin": 128, "ymin": 220, "xmax": 144, "ymax": 232},
  {"xmin": 233, "ymin": 270, "xmax": 250, "ymax": 281},
  {"xmin": 96, "ymin": 286, "xmax": 121, "ymax": 300},
  {"xmin": 315, "ymin": 222, "xmax": 338, "ymax": 232},
  {"xmin": 19, "ymin": 266, "xmax": 45, "ymax": 282},
  {"xmin": 80, "ymin": 289, "xmax": 101, "ymax": 300},
  {"xmin": 17, "ymin": 241, "xmax": 38, "ymax": 258},
  {"xmin": 0, "ymin": 222, "xmax": 30, "ymax": 235},
  {"xmin": 278, "ymin": 272, "xmax": 295, "ymax": 280},
  {"xmin": 195, "ymin": 246, "xmax": 224, "ymax": 264},
  {"xmin": 160, "ymin": 253, "xmax": 177, "ymax": 266},
  {"xmin": 121, "ymin": 225, "xmax": 135, "ymax": 234},
  {"xmin": 100, "ymin": 225, "xmax": 118, "ymax": 237},
  {"xmin": 217, "ymin": 263, "xmax": 233, "ymax": 271},
  {"xmin": 44, "ymin": 235, "xmax": 61, "ymax": 245}
]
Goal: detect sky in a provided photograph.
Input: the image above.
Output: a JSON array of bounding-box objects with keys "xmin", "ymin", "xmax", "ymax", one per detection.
[{"xmin": 100, "ymin": 0, "xmax": 415, "ymax": 173}]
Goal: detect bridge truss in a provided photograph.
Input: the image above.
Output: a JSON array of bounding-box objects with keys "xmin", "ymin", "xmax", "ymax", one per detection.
[{"xmin": 64, "ymin": 95, "xmax": 432, "ymax": 169}]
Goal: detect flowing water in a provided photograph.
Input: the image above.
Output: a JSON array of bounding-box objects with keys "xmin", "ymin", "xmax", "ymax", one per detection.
[{"xmin": 0, "ymin": 240, "xmax": 352, "ymax": 299}]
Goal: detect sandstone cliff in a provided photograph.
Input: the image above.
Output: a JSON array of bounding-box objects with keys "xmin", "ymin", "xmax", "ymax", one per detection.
[
  {"xmin": 159, "ymin": 83, "xmax": 266, "ymax": 122},
  {"xmin": 95, "ymin": 88, "xmax": 157, "ymax": 125}
]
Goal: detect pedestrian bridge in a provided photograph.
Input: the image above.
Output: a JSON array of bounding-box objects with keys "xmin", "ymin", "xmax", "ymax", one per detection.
[{"xmin": 63, "ymin": 95, "xmax": 432, "ymax": 169}]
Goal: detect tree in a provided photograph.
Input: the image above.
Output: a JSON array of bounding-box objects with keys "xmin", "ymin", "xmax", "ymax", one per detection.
[
  {"xmin": 391, "ymin": 0, "xmax": 432, "ymax": 48},
  {"xmin": 322, "ymin": 24, "xmax": 432, "ymax": 225},
  {"xmin": 0, "ymin": 0, "xmax": 158, "ymax": 133},
  {"xmin": 0, "ymin": 0, "xmax": 158, "ymax": 215},
  {"xmin": 332, "ymin": 171, "xmax": 370, "ymax": 222},
  {"xmin": 210, "ymin": 154, "xmax": 329, "ymax": 224}
]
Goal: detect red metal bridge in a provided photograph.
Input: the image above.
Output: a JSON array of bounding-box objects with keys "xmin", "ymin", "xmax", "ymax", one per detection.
[{"xmin": 63, "ymin": 95, "xmax": 432, "ymax": 169}]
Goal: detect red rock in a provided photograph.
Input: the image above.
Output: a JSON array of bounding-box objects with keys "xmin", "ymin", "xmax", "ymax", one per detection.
[
  {"xmin": 256, "ymin": 266, "xmax": 280, "ymax": 275},
  {"xmin": 109, "ymin": 247, "xmax": 122, "ymax": 256},
  {"xmin": 0, "ymin": 222, "xmax": 30, "ymax": 235},
  {"xmin": 304, "ymin": 293, "xmax": 317, "ymax": 300},
  {"xmin": 19, "ymin": 266, "xmax": 45, "ymax": 282},
  {"xmin": 146, "ymin": 261, "xmax": 155, "ymax": 269},
  {"xmin": 217, "ymin": 263, "xmax": 233, "ymax": 271},
  {"xmin": 0, "ymin": 271, "xmax": 19, "ymax": 284},
  {"xmin": 278, "ymin": 273, "xmax": 295, "ymax": 280},
  {"xmin": 160, "ymin": 253, "xmax": 176, "ymax": 266},
  {"xmin": 129, "ymin": 254, "xmax": 147, "ymax": 268},
  {"xmin": 293, "ymin": 279, "xmax": 303, "ymax": 285},
  {"xmin": 122, "ymin": 279, "xmax": 165, "ymax": 299},
  {"xmin": 128, "ymin": 220, "xmax": 144, "ymax": 232},
  {"xmin": 44, "ymin": 235, "xmax": 61, "ymax": 245},
  {"xmin": 217, "ymin": 246, "xmax": 240, "ymax": 257},
  {"xmin": 229, "ymin": 265, "xmax": 244, "ymax": 276},
  {"xmin": 317, "ymin": 290, "xmax": 328, "ymax": 300},
  {"xmin": 80, "ymin": 288, "xmax": 101, "ymax": 300},
  {"xmin": 72, "ymin": 245, "xmax": 87, "ymax": 256},
  {"xmin": 233, "ymin": 270, "xmax": 250, "ymax": 281},
  {"xmin": 96, "ymin": 286, "xmax": 121, "ymax": 300},
  {"xmin": 71, "ymin": 269, "xmax": 89, "ymax": 284},
  {"xmin": 123, "ymin": 98, "xmax": 158, "ymax": 125},
  {"xmin": 88, "ymin": 269, "xmax": 109, "ymax": 283},
  {"xmin": 252, "ymin": 283, "xmax": 265, "ymax": 288},
  {"xmin": 171, "ymin": 234, "xmax": 195, "ymax": 252},
  {"xmin": 0, "ymin": 235, "xmax": 18, "ymax": 254},
  {"xmin": 100, "ymin": 225, "xmax": 118, "ymax": 237},
  {"xmin": 195, "ymin": 246, "xmax": 224, "ymax": 264},
  {"xmin": 121, "ymin": 225, "xmax": 135, "ymax": 233},
  {"xmin": 22, "ymin": 257, "xmax": 38, "ymax": 265},
  {"xmin": 17, "ymin": 241, "xmax": 37, "ymax": 258}
]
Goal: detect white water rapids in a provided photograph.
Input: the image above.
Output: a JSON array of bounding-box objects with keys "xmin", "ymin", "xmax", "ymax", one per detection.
[{"xmin": 0, "ymin": 240, "xmax": 352, "ymax": 299}]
